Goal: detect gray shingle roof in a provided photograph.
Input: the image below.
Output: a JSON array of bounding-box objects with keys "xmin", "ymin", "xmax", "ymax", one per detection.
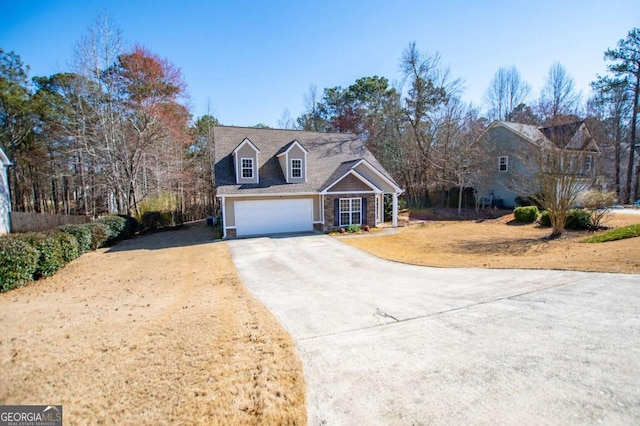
[
  {"xmin": 498, "ymin": 121, "xmax": 552, "ymax": 147},
  {"xmin": 496, "ymin": 120, "xmax": 599, "ymax": 152},
  {"xmin": 214, "ymin": 126, "xmax": 397, "ymax": 195}
]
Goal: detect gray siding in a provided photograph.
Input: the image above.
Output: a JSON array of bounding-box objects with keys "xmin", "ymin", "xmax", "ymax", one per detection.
[
  {"xmin": 327, "ymin": 173, "xmax": 372, "ymax": 192},
  {"xmin": 234, "ymin": 143, "xmax": 259, "ymax": 184},
  {"xmin": 477, "ymin": 126, "xmax": 538, "ymax": 208},
  {"xmin": 354, "ymin": 163, "xmax": 395, "ymax": 192},
  {"xmin": 287, "ymin": 144, "xmax": 306, "ymax": 183}
]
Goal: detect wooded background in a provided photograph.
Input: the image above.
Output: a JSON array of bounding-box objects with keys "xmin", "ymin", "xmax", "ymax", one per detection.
[{"xmin": 1, "ymin": 17, "xmax": 638, "ymax": 219}]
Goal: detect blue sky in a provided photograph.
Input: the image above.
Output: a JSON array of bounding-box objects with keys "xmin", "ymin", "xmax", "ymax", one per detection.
[{"xmin": 1, "ymin": 0, "xmax": 638, "ymax": 127}]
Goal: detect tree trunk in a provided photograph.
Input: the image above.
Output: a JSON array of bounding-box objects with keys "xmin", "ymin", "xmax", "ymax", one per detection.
[
  {"xmin": 615, "ymin": 117, "xmax": 622, "ymax": 198},
  {"xmin": 624, "ymin": 69, "xmax": 640, "ymax": 203}
]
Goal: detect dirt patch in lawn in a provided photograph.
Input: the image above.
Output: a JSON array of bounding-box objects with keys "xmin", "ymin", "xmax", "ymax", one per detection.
[
  {"xmin": 0, "ymin": 221, "xmax": 305, "ymax": 425},
  {"xmin": 341, "ymin": 212, "xmax": 640, "ymax": 274}
]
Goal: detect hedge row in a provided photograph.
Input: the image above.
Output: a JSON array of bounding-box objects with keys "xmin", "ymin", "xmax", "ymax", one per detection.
[{"xmin": 0, "ymin": 215, "xmax": 140, "ymax": 292}]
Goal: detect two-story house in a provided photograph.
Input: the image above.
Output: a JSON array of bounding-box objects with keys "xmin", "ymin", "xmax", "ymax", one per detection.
[
  {"xmin": 214, "ymin": 126, "xmax": 403, "ymax": 238},
  {"xmin": 474, "ymin": 120, "xmax": 601, "ymax": 208}
]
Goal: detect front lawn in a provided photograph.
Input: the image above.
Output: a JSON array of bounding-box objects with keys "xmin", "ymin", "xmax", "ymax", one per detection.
[
  {"xmin": 583, "ymin": 223, "xmax": 640, "ymax": 243},
  {"xmin": 341, "ymin": 211, "xmax": 640, "ymax": 274},
  {"xmin": 0, "ymin": 221, "xmax": 306, "ymax": 424}
]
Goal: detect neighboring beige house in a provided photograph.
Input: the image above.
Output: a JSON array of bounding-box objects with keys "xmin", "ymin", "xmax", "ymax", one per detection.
[
  {"xmin": 474, "ymin": 120, "xmax": 601, "ymax": 208},
  {"xmin": 0, "ymin": 148, "xmax": 12, "ymax": 234},
  {"xmin": 214, "ymin": 126, "xmax": 403, "ymax": 238}
]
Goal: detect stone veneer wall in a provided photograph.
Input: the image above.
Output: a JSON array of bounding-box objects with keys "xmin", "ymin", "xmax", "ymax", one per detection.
[{"xmin": 323, "ymin": 193, "xmax": 375, "ymax": 232}]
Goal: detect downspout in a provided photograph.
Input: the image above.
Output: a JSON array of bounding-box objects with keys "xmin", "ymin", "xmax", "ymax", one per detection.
[{"xmin": 221, "ymin": 196, "xmax": 227, "ymax": 239}]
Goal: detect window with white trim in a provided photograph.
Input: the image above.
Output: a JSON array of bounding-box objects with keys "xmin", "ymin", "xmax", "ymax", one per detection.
[
  {"xmin": 241, "ymin": 158, "xmax": 253, "ymax": 179},
  {"xmin": 498, "ymin": 156, "xmax": 508, "ymax": 172},
  {"xmin": 291, "ymin": 158, "xmax": 302, "ymax": 178},
  {"xmin": 585, "ymin": 155, "xmax": 593, "ymax": 172},
  {"xmin": 339, "ymin": 198, "xmax": 361, "ymax": 226}
]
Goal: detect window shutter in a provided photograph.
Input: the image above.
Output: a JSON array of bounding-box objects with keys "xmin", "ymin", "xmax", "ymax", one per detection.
[
  {"xmin": 362, "ymin": 197, "xmax": 367, "ymax": 225},
  {"xmin": 334, "ymin": 198, "xmax": 340, "ymax": 226}
]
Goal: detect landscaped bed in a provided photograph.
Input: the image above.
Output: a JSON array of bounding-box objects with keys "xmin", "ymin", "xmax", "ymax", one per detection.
[
  {"xmin": 0, "ymin": 221, "xmax": 306, "ymax": 425},
  {"xmin": 341, "ymin": 210, "xmax": 640, "ymax": 274}
]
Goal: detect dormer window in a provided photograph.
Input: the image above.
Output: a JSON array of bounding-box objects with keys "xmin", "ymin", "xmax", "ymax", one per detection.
[
  {"xmin": 241, "ymin": 158, "xmax": 254, "ymax": 178},
  {"xmin": 277, "ymin": 140, "xmax": 308, "ymax": 183},
  {"xmin": 291, "ymin": 159, "xmax": 302, "ymax": 178},
  {"xmin": 232, "ymin": 138, "xmax": 259, "ymax": 184}
]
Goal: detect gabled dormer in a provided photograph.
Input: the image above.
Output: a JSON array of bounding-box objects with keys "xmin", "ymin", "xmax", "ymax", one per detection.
[
  {"xmin": 276, "ymin": 140, "xmax": 308, "ymax": 183},
  {"xmin": 232, "ymin": 138, "xmax": 260, "ymax": 184}
]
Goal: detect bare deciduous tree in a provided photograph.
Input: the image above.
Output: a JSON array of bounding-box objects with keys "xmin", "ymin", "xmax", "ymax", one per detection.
[
  {"xmin": 484, "ymin": 66, "xmax": 531, "ymax": 121},
  {"xmin": 539, "ymin": 62, "xmax": 582, "ymax": 123},
  {"xmin": 532, "ymin": 148, "xmax": 593, "ymax": 236}
]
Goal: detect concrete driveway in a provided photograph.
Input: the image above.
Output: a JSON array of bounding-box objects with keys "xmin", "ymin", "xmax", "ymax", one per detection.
[{"xmin": 227, "ymin": 234, "xmax": 640, "ymax": 425}]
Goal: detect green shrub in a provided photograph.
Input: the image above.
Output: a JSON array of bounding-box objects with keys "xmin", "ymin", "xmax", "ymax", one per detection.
[
  {"xmin": 58, "ymin": 224, "xmax": 92, "ymax": 253},
  {"xmin": 118, "ymin": 214, "xmax": 142, "ymax": 238},
  {"xmin": 345, "ymin": 224, "xmax": 361, "ymax": 233},
  {"xmin": 96, "ymin": 215, "xmax": 127, "ymax": 244},
  {"xmin": 49, "ymin": 231, "xmax": 80, "ymax": 262},
  {"xmin": 513, "ymin": 206, "xmax": 539, "ymax": 223},
  {"xmin": 140, "ymin": 211, "xmax": 175, "ymax": 230},
  {"xmin": 161, "ymin": 212, "xmax": 173, "ymax": 226},
  {"xmin": 565, "ymin": 209, "xmax": 592, "ymax": 230},
  {"xmin": 15, "ymin": 233, "xmax": 64, "ymax": 279},
  {"xmin": 539, "ymin": 210, "xmax": 551, "ymax": 227},
  {"xmin": 85, "ymin": 222, "xmax": 110, "ymax": 250},
  {"xmin": 0, "ymin": 238, "xmax": 39, "ymax": 292}
]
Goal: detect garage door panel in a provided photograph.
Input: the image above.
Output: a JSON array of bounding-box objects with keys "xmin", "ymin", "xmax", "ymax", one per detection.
[{"xmin": 235, "ymin": 199, "xmax": 313, "ymax": 236}]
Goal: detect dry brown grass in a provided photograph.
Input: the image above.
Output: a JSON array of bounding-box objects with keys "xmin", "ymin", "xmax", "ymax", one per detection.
[
  {"xmin": 0, "ymin": 221, "xmax": 306, "ymax": 425},
  {"xmin": 342, "ymin": 212, "xmax": 640, "ymax": 274}
]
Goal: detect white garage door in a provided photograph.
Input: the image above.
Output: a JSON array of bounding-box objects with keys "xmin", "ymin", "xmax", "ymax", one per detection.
[{"xmin": 235, "ymin": 199, "xmax": 314, "ymax": 236}]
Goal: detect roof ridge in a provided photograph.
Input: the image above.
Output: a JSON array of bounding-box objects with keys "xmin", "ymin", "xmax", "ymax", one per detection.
[{"xmin": 214, "ymin": 125, "xmax": 357, "ymax": 137}]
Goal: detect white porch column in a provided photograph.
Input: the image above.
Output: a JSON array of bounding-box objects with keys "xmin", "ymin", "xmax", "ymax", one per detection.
[
  {"xmin": 392, "ymin": 193, "xmax": 398, "ymax": 227},
  {"xmin": 221, "ymin": 196, "xmax": 227, "ymax": 239}
]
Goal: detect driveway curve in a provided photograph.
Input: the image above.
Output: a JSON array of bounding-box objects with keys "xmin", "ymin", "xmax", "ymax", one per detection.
[{"xmin": 227, "ymin": 234, "xmax": 640, "ymax": 425}]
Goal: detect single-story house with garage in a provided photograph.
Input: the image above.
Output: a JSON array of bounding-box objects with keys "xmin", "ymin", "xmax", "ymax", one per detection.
[{"xmin": 214, "ymin": 126, "xmax": 403, "ymax": 238}]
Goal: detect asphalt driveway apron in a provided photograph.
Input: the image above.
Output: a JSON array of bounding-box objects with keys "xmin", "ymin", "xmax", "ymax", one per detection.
[{"xmin": 226, "ymin": 234, "xmax": 640, "ymax": 425}]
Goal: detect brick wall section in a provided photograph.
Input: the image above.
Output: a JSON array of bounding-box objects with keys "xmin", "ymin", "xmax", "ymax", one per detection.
[{"xmin": 324, "ymin": 193, "xmax": 375, "ymax": 232}]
